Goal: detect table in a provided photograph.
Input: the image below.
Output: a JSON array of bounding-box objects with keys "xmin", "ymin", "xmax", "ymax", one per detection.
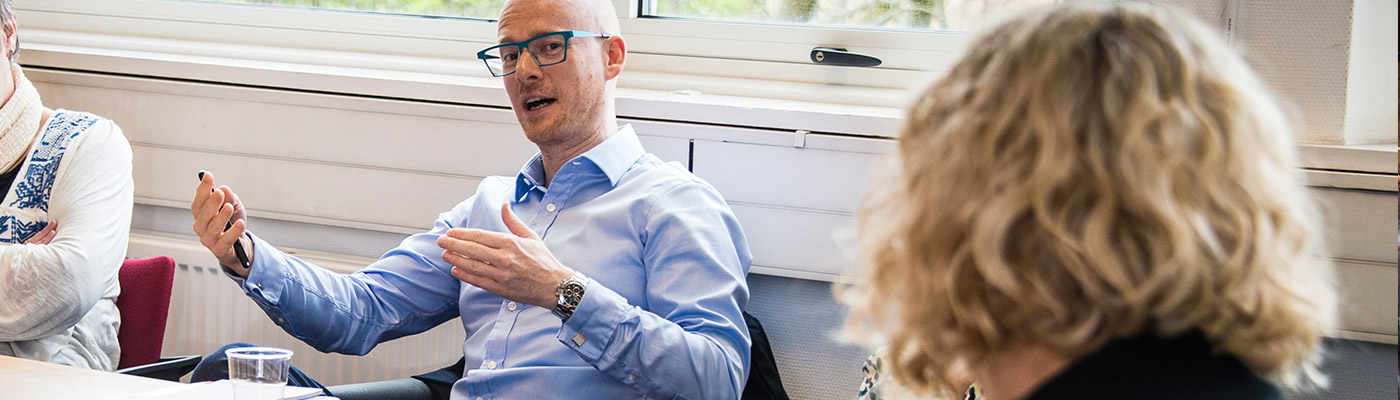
[{"xmin": 0, "ymin": 355, "xmax": 182, "ymax": 399}]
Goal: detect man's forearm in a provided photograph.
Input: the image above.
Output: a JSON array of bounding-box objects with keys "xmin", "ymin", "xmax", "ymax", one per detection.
[{"xmin": 559, "ymin": 282, "xmax": 749, "ymax": 400}]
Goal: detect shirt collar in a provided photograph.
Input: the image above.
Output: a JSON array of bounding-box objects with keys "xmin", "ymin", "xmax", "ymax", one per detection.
[
  {"xmin": 514, "ymin": 153, "xmax": 546, "ymax": 203},
  {"xmin": 580, "ymin": 124, "xmax": 644, "ymax": 187},
  {"xmin": 513, "ymin": 124, "xmax": 644, "ymax": 203}
]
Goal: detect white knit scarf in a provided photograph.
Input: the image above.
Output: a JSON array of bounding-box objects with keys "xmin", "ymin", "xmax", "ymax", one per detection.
[{"xmin": 0, "ymin": 64, "xmax": 42, "ymax": 173}]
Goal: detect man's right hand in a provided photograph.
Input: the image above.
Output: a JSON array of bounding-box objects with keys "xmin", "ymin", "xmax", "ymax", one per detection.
[{"xmin": 191, "ymin": 171, "xmax": 253, "ymax": 278}]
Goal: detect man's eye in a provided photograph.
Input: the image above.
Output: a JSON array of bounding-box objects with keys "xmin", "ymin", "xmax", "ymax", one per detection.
[{"xmin": 503, "ymin": 53, "xmax": 519, "ymax": 62}]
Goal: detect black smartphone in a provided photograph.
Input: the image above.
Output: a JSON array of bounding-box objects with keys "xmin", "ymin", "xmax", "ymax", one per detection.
[{"xmin": 199, "ymin": 171, "xmax": 251, "ymax": 269}]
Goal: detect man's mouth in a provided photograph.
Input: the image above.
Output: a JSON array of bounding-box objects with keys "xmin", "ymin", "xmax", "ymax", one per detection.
[{"xmin": 523, "ymin": 97, "xmax": 557, "ymax": 111}]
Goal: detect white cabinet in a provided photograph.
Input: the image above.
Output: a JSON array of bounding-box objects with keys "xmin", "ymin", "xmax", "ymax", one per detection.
[{"xmin": 692, "ymin": 134, "xmax": 892, "ymax": 281}]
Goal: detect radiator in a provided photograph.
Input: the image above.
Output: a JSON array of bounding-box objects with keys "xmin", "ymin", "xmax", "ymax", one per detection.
[{"xmin": 126, "ymin": 232, "xmax": 466, "ymax": 386}]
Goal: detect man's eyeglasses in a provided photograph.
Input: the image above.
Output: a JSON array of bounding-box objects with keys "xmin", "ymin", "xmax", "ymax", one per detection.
[{"xmin": 477, "ymin": 30, "xmax": 610, "ymax": 77}]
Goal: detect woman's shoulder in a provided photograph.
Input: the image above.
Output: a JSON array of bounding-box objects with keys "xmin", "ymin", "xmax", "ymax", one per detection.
[
  {"xmin": 48, "ymin": 110, "xmax": 128, "ymax": 150},
  {"xmin": 48, "ymin": 110, "xmax": 110, "ymax": 130},
  {"xmin": 1027, "ymin": 333, "xmax": 1280, "ymax": 400}
]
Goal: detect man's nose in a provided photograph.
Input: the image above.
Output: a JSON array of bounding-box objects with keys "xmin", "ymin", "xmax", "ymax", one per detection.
[{"xmin": 513, "ymin": 49, "xmax": 543, "ymax": 80}]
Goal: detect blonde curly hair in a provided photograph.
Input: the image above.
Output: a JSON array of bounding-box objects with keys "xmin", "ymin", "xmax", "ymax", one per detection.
[{"xmin": 841, "ymin": 2, "xmax": 1336, "ymax": 398}]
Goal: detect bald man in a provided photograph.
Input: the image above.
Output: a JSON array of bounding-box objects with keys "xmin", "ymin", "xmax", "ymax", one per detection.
[{"xmin": 188, "ymin": 0, "xmax": 752, "ymax": 398}]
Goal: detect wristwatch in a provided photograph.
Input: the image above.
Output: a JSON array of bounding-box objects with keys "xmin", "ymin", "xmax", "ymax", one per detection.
[{"xmin": 553, "ymin": 272, "xmax": 589, "ymax": 321}]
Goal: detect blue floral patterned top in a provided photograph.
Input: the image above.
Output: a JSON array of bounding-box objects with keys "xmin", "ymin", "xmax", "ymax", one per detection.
[{"xmin": 0, "ymin": 111, "xmax": 100, "ymax": 243}]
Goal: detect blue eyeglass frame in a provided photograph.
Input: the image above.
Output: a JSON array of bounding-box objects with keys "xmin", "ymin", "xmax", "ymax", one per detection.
[{"xmin": 477, "ymin": 30, "xmax": 611, "ymax": 77}]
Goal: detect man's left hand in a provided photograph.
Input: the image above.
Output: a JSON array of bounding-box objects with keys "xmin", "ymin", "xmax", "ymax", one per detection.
[{"xmin": 439, "ymin": 203, "xmax": 574, "ymax": 309}]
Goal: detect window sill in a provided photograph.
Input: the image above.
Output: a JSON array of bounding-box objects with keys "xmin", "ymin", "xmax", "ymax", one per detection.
[
  {"xmin": 1300, "ymin": 144, "xmax": 1398, "ymax": 174},
  {"xmin": 22, "ymin": 28, "xmax": 907, "ymax": 139}
]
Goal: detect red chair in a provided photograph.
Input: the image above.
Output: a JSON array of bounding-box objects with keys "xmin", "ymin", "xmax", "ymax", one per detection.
[{"xmin": 112, "ymin": 256, "xmax": 200, "ymax": 381}]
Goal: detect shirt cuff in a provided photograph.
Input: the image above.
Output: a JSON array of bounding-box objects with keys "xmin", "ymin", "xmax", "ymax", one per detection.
[
  {"xmin": 218, "ymin": 232, "xmax": 251, "ymax": 284},
  {"xmin": 557, "ymin": 279, "xmax": 633, "ymax": 363},
  {"xmin": 239, "ymin": 232, "xmax": 289, "ymax": 306}
]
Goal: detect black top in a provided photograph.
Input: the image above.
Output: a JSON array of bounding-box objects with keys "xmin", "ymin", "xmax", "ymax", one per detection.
[
  {"xmin": 0, "ymin": 164, "xmax": 18, "ymax": 203},
  {"xmin": 1026, "ymin": 332, "xmax": 1280, "ymax": 400}
]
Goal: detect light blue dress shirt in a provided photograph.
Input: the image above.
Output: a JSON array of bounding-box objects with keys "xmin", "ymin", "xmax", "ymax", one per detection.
[{"xmin": 233, "ymin": 125, "xmax": 752, "ymax": 400}]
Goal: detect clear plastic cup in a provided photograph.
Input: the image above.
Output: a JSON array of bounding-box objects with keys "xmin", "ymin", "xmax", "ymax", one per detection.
[{"xmin": 225, "ymin": 347, "xmax": 293, "ymax": 400}]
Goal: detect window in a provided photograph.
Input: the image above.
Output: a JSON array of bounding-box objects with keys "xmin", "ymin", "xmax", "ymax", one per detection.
[
  {"xmin": 13, "ymin": 0, "xmax": 1075, "ymax": 109},
  {"xmin": 14, "ymin": 0, "xmax": 1395, "ymax": 158},
  {"xmin": 18, "ymin": 0, "xmax": 502, "ymax": 73},
  {"xmin": 188, "ymin": 0, "xmax": 504, "ymax": 20},
  {"xmin": 645, "ymin": 0, "xmax": 1057, "ymax": 32},
  {"xmin": 144, "ymin": 0, "xmax": 1051, "ymax": 76},
  {"xmin": 10, "ymin": 0, "xmax": 968, "ymax": 96},
  {"xmin": 184, "ymin": 0, "xmax": 1054, "ymax": 31}
]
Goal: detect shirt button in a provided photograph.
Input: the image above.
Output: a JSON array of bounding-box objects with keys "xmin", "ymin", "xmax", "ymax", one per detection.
[
  {"xmin": 256, "ymin": 283, "xmax": 264, "ymax": 289},
  {"xmin": 507, "ymin": 302, "xmax": 517, "ymax": 311},
  {"xmin": 546, "ymin": 203, "xmax": 557, "ymax": 213},
  {"xmin": 572, "ymin": 161, "xmax": 581, "ymax": 165},
  {"xmin": 486, "ymin": 360, "xmax": 497, "ymax": 369},
  {"xmin": 277, "ymin": 318, "xmax": 285, "ymax": 324},
  {"xmin": 627, "ymin": 374, "xmax": 636, "ymax": 383}
]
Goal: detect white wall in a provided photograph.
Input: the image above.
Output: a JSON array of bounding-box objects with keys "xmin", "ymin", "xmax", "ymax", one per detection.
[
  {"xmin": 1174, "ymin": 0, "xmax": 1399, "ymax": 145},
  {"xmin": 26, "ymin": 64, "xmax": 1395, "ymax": 400}
]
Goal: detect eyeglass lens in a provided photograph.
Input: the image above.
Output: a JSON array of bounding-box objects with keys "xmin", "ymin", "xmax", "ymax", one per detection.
[{"xmin": 484, "ymin": 33, "xmax": 570, "ymax": 76}]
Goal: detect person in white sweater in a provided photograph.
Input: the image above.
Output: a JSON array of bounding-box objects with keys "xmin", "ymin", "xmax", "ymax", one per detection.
[{"xmin": 0, "ymin": 0, "xmax": 134, "ymax": 370}]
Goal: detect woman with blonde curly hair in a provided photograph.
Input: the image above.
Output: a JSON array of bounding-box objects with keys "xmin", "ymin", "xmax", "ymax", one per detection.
[{"xmin": 844, "ymin": 3, "xmax": 1335, "ymax": 399}]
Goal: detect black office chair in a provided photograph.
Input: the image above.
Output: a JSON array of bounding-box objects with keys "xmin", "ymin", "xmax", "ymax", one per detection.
[
  {"xmin": 742, "ymin": 311, "xmax": 790, "ymax": 400},
  {"xmin": 327, "ymin": 377, "xmax": 437, "ymax": 400},
  {"xmin": 328, "ymin": 311, "xmax": 788, "ymax": 400}
]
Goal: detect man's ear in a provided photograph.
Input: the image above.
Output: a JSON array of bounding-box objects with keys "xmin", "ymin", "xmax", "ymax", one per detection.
[{"xmin": 602, "ymin": 35, "xmax": 626, "ymax": 80}]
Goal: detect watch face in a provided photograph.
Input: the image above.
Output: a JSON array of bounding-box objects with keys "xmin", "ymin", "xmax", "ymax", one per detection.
[
  {"xmin": 555, "ymin": 277, "xmax": 587, "ymax": 320},
  {"xmin": 561, "ymin": 280, "xmax": 586, "ymax": 305}
]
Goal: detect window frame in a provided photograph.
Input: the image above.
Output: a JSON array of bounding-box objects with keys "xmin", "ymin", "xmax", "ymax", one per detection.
[
  {"xmin": 618, "ymin": 16, "xmax": 970, "ymax": 71},
  {"xmin": 16, "ymin": 0, "xmax": 971, "ymax": 89},
  {"xmin": 622, "ymin": 0, "xmax": 973, "ymax": 74},
  {"xmin": 19, "ymin": 0, "xmax": 1397, "ymax": 160}
]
